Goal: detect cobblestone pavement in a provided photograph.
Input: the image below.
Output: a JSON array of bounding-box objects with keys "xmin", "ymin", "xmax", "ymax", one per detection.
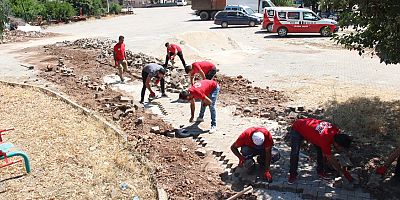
[{"xmin": 103, "ymin": 76, "xmax": 374, "ymax": 200}]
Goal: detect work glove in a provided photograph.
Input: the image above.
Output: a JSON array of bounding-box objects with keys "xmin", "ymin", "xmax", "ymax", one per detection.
[
  {"xmin": 238, "ymin": 156, "xmax": 245, "ymax": 167},
  {"xmin": 149, "ymin": 92, "xmax": 155, "ymax": 98},
  {"xmin": 114, "ymin": 61, "xmax": 119, "ymax": 67},
  {"xmin": 264, "ymin": 170, "xmax": 273, "ymax": 183},
  {"xmin": 375, "ymin": 166, "xmax": 387, "ymax": 175},
  {"xmin": 343, "ymin": 170, "xmax": 353, "ymax": 182}
]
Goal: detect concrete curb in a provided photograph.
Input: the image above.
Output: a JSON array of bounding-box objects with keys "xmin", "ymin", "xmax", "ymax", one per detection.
[{"xmin": 0, "ymin": 80, "xmax": 167, "ymax": 200}]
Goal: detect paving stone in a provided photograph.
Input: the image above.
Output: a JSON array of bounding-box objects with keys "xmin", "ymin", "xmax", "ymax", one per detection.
[
  {"xmin": 150, "ymin": 126, "xmax": 160, "ymax": 134},
  {"xmin": 282, "ymin": 182, "xmax": 299, "ymax": 193},
  {"xmin": 194, "ymin": 148, "xmax": 206, "ymax": 157}
]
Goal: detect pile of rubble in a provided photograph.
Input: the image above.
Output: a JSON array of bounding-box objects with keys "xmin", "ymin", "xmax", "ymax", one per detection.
[{"xmin": 0, "ymin": 30, "xmax": 54, "ymax": 44}]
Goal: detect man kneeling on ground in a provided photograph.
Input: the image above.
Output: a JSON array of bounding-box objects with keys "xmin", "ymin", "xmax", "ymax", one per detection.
[
  {"xmin": 140, "ymin": 63, "xmax": 166, "ymax": 104},
  {"xmin": 288, "ymin": 118, "xmax": 354, "ymax": 184},
  {"xmin": 179, "ymin": 79, "xmax": 220, "ymax": 133},
  {"xmin": 231, "ymin": 127, "xmax": 275, "ymax": 182},
  {"xmin": 185, "ymin": 61, "xmax": 217, "ymax": 85}
]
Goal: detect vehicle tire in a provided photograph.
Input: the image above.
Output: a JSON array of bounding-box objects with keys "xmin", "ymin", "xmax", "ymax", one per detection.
[
  {"xmin": 249, "ymin": 21, "xmax": 256, "ymax": 27},
  {"xmin": 199, "ymin": 11, "xmax": 210, "ymax": 20},
  {"xmin": 320, "ymin": 26, "xmax": 331, "ymax": 37},
  {"xmin": 277, "ymin": 27, "xmax": 288, "ymax": 37},
  {"xmin": 267, "ymin": 23, "xmax": 273, "ymax": 32},
  {"xmin": 210, "ymin": 11, "xmax": 217, "ymax": 19},
  {"xmin": 221, "ymin": 21, "xmax": 228, "ymax": 28}
]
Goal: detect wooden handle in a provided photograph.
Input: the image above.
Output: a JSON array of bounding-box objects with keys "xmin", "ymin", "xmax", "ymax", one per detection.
[{"xmin": 226, "ymin": 186, "xmax": 253, "ymax": 200}]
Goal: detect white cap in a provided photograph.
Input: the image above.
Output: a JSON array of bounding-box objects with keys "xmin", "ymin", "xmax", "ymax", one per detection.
[{"xmin": 252, "ymin": 132, "xmax": 265, "ymax": 146}]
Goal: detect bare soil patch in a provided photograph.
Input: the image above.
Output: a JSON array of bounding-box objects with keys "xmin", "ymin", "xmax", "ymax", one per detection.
[{"xmin": 23, "ymin": 39, "xmax": 257, "ymax": 199}]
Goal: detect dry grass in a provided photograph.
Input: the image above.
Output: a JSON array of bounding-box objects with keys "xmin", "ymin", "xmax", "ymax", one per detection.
[
  {"xmin": 323, "ymin": 97, "xmax": 400, "ymax": 146},
  {"xmin": 0, "ymin": 84, "xmax": 157, "ymax": 199}
]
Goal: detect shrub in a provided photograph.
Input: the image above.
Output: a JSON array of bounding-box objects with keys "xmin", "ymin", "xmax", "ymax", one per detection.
[
  {"xmin": 43, "ymin": 1, "xmax": 76, "ymax": 21},
  {"xmin": 109, "ymin": 3, "xmax": 122, "ymax": 14},
  {"xmin": 10, "ymin": 0, "xmax": 44, "ymax": 22}
]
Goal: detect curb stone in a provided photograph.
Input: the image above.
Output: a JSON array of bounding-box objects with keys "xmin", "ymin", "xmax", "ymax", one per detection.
[{"xmin": 0, "ymin": 80, "xmax": 167, "ymax": 200}]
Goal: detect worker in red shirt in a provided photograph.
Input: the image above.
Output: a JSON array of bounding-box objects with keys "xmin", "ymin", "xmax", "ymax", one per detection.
[
  {"xmin": 375, "ymin": 146, "xmax": 400, "ymax": 182},
  {"xmin": 185, "ymin": 61, "xmax": 217, "ymax": 85},
  {"xmin": 164, "ymin": 42, "xmax": 186, "ymax": 68},
  {"xmin": 288, "ymin": 118, "xmax": 353, "ymax": 184},
  {"xmin": 113, "ymin": 36, "xmax": 128, "ymax": 82},
  {"xmin": 231, "ymin": 127, "xmax": 277, "ymax": 182},
  {"xmin": 179, "ymin": 79, "xmax": 220, "ymax": 133}
]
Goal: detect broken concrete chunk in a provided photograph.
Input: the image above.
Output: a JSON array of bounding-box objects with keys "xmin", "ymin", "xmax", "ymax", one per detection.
[
  {"xmin": 278, "ymin": 121, "xmax": 287, "ymax": 125},
  {"xmin": 150, "ymin": 126, "xmax": 160, "ymax": 134},
  {"xmin": 113, "ymin": 110, "xmax": 123, "ymax": 121},
  {"xmin": 243, "ymin": 107, "xmax": 253, "ymax": 113},
  {"xmin": 120, "ymin": 96, "xmax": 133, "ymax": 103},
  {"xmin": 195, "ymin": 148, "xmax": 207, "ymax": 157},
  {"xmin": 260, "ymin": 112, "xmax": 270, "ymax": 118},
  {"xmin": 248, "ymin": 97, "xmax": 259, "ymax": 104}
]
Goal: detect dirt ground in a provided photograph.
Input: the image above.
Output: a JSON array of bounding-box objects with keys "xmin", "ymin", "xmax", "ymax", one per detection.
[
  {"xmin": 20, "ymin": 41, "xmax": 259, "ymax": 199},
  {"xmin": 19, "ymin": 38, "xmax": 400, "ymax": 199}
]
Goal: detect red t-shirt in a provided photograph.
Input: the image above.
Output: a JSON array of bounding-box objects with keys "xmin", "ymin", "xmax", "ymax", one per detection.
[
  {"xmin": 234, "ymin": 127, "xmax": 274, "ymax": 149},
  {"xmin": 292, "ymin": 118, "xmax": 340, "ymax": 155},
  {"xmin": 113, "ymin": 43, "xmax": 125, "ymax": 61},
  {"xmin": 167, "ymin": 44, "xmax": 182, "ymax": 54},
  {"xmin": 191, "ymin": 61, "xmax": 215, "ymax": 76},
  {"xmin": 188, "ymin": 80, "xmax": 218, "ymax": 100}
]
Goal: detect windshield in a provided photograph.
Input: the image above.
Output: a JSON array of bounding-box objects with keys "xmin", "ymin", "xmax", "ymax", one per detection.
[
  {"xmin": 267, "ymin": 0, "xmax": 275, "ymax": 7},
  {"xmin": 244, "ymin": 8, "xmax": 255, "ymax": 15}
]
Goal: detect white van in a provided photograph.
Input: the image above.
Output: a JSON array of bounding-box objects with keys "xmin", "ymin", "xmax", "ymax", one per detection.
[
  {"xmin": 271, "ymin": 7, "xmax": 339, "ymax": 37},
  {"xmin": 224, "ymin": 5, "xmax": 263, "ymax": 19}
]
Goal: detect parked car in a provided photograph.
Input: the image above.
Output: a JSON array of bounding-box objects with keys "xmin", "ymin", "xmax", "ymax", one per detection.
[
  {"xmin": 271, "ymin": 7, "xmax": 338, "ymax": 37},
  {"xmin": 224, "ymin": 5, "xmax": 263, "ymax": 20},
  {"xmin": 214, "ymin": 10, "xmax": 262, "ymax": 28},
  {"xmin": 177, "ymin": 0, "xmax": 187, "ymax": 6}
]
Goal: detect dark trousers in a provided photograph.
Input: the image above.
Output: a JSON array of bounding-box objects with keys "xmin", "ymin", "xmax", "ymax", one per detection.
[
  {"xmin": 241, "ymin": 146, "xmax": 265, "ymax": 165},
  {"xmin": 396, "ymin": 155, "xmax": 400, "ymax": 177},
  {"xmin": 140, "ymin": 71, "xmax": 165, "ymax": 102},
  {"xmin": 165, "ymin": 51, "xmax": 186, "ymax": 68},
  {"xmin": 205, "ymin": 67, "xmax": 217, "ymax": 80},
  {"xmin": 289, "ymin": 130, "xmax": 324, "ymax": 175}
]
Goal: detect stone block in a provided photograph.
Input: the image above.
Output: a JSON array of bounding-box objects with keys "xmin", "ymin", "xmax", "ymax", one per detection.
[
  {"xmin": 150, "ymin": 126, "xmax": 160, "ymax": 134},
  {"xmin": 195, "ymin": 148, "xmax": 206, "ymax": 157}
]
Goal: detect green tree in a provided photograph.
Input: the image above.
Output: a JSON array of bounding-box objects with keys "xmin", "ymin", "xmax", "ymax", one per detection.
[
  {"xmin": 43, "ymin": 1, "xmax": 76, "ymax": 21},
  {"xmin": 66, "ymin": 0, "xmax": 104, "ymax": 16},
  {"xmin": 0, "ymin": 0, "xmax": 12, "ymax": 38},
  {"xmin": 303, "ymin": 0, "xmax": 319, "ymax": 11},
  {"xmin": 10, "ymin": 0, "xmax": 44, "ymax": 22},
  {"xmin": 109, "ymin": 2, "xmax": 122, "ymax": 14},
  {"xmin": 333, "ymin": 0, "xmax": 400, "ymax": 64},
  {"xmin": 272, "ymin": 0, "xmax": 292, "ymax": 6}
]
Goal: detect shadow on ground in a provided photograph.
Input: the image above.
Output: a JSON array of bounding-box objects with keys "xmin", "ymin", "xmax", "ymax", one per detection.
[
  {"xmin": 264, "ymin": 34, "xmax": 326, "ymax": 39},
  {"xmin": 210, "ymin": 25, "xmax": 259, "ymax": 29}
]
